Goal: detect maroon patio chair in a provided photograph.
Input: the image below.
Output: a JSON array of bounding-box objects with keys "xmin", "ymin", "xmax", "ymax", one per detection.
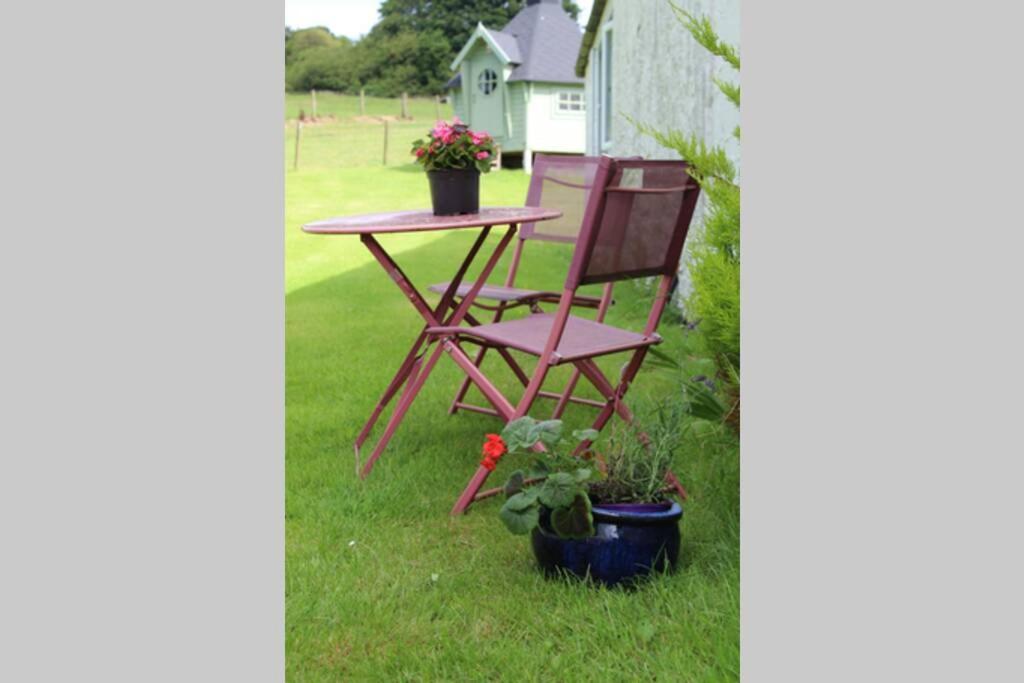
[
  {"xmin": 428, "ymin": 154, "xmax": 618, "ymax": 419},
  {"xmin": 425, "ymin": 156, "xmax": 702, "ymax": 514}
]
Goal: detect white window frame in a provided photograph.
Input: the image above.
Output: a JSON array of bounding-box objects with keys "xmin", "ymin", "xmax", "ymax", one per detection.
[
  {"xmin": 556, "ymin": 90, "xmax": 585, "ymax": 113},
  {"xmin": 591, "ymin": 16, "xmax": 613, "ymax": 152}
]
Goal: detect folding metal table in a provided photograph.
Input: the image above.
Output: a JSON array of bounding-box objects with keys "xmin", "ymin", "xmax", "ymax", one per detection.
[{"xmin": 302, "ymin": 206, "xmax": 562, "ymax": 480}]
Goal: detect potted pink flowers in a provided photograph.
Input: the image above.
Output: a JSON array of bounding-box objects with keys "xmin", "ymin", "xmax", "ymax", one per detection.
[{"xmin": 411, "ymin": 117, "xmax": 496, "ymax": 215}]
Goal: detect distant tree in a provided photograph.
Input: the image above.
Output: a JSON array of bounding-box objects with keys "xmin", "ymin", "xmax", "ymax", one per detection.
[
  {"xmin": 283, "ymin": 1, "xmax": 584, "ymax": 95},
  {"xmin": 373, "ymin": 1, "xmax": 582, "ymax": 55},
  {"xmin": 285, "ymin": 26, "xmax": 341, "ymax": 65}
]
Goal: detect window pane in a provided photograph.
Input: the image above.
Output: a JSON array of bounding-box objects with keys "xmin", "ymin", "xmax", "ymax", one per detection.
[{"xmin": 603, "ymin": 30, "xmax": 613, "ymax": 144}]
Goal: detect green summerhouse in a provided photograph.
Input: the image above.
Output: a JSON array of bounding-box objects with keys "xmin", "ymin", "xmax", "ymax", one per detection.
[{"xmin": 446, "ymin": 0, "xmax": 585, "ymax": 172}]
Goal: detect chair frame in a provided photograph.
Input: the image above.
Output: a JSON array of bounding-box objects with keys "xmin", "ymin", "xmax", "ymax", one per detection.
[
  {"xmin": 445, "ymin": 154, "xmax": 617, "ymax": 420},
  {"xmin": 428, "ymin": 156, "xmax": 702, "ymax": 514}
]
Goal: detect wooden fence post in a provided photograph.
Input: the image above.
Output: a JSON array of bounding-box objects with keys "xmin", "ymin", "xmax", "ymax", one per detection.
[
  {"xmin": 382, "ymin": 119, "xmax": 389, "ymax": 166},
  {"xmin": 401, "ymin": 92, "xmax": 409, "ymax": 119},
  {"xmin": 311, "ymin": 89, "xmax": 317, "ymax": 119},
  {"xmin": 359, "ymin": 88, "xmax": 366, "ymax": 115},
  {"xmin": 294, "ymin": 118, "xmax": 303, "ymax": 170}
]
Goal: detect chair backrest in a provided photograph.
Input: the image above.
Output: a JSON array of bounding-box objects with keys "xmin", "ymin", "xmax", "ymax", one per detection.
[
  {"xmin": 520, "ymin": 155, "xmax": 604, "ymax": 243},
  {"xmin": 566, "ymin": 157, "xmax": 701, "ymax": 288}
]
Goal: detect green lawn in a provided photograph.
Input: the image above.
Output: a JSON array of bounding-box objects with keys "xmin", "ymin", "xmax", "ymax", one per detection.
[{"xmin": 286, "ymin": 96, "xmax": 740, "ymax": 681}]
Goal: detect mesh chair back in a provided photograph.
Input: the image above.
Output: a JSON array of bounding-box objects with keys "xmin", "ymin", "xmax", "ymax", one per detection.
[
  {"xmin": 567, "ymin": 157, "xmax": 701, "ymax": 287},
  {"xmin": 520, "ymin": 155, "xmax": 603, "ymax": 243}
]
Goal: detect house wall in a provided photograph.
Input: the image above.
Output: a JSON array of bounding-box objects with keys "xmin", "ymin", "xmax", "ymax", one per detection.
[
  {"xmin": 450, "ymin": 86, "xmax": 467, "ymax": 122},
  {"xmin": 503, "ymin": 81, "xmax": 527, "ymax": 152},
  {"xmin": 583, "ymin": 0, "xmax": 739, "ymax": 307},
  {"xmin": 524, "ymin": 82, "xmax": 586, "ymax": 155}
]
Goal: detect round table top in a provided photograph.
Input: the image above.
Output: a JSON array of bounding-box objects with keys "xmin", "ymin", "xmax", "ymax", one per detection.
[{"xmin": 302, "ymin": 206, "xmax": 562, "ymax": 236}]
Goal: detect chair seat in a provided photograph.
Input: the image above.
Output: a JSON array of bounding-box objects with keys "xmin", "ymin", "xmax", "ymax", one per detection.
[
  {"xmin": 429, "ymin": 313, "xmax": 661, "ymax": 365},
  {"xmin": 428, "ymin": 281, "xmax": 546, "ymax": 302}
]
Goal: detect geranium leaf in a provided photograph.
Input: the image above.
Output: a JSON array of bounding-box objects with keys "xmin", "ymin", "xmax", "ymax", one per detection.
[
  {"xmin": 501, "ymin": 417, "xmax": 536, "ymax": 452},
  {"xmin": 550, "ymin": 493, "xmax": 594, "ymax": 539},
  {"xmin": 538, "ymin": 472, "xmax": 577, "ymax": 508},
  {"xmin": 499, "ymin": 494, "xmax": 539, "ymax": 535},
  {"xmin": 504, "ymin": 470, "xmax": 525, "ymax": 497},
  {"xmin": 527, "ymin": 458, "xmax": 550, "ymax": 479},
  {"xmin": 572, "ymin": 428, "xmax": 600, "ymax": 443},
  {"xmin": 528, "ymin": 420, "xmax": 563, "ymax": 449}
]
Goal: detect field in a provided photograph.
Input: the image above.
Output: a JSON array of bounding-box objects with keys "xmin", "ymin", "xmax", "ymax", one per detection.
[{"xmin": 286, "ymin": 94, "xmax": 740, "ymax": 680}]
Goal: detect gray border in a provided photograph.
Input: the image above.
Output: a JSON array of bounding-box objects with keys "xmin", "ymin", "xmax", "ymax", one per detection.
[
  {"xmin": 744, "ymin": 0, "xmax": 1022, "ymax": 679},
  {"xmin": 2, "ymin": 0, "xmax": 283, "ymax": 679}
]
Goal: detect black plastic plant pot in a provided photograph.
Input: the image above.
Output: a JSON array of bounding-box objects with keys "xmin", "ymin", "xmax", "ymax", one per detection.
[
  {"xmin": 427, "ymin": 168, "xmax": 480, "ymax": 215},
  {"xmin": 530, "ymin": 502, "xmax": 683, "ymax": 588}
]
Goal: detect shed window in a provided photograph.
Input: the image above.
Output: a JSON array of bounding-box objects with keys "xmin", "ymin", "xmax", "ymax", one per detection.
[
  {"xmin": 557, "ymin": 91, "xmax": 585, "ymax": 112},
  {"xmin": 478, "ymin": 69, "xmax": 498, "ymax": 95}
]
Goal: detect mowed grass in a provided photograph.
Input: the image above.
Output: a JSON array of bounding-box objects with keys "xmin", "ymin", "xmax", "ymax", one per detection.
[{"xmin": 286, "ymin": 95, "xmax": 739, "ymax": 681}]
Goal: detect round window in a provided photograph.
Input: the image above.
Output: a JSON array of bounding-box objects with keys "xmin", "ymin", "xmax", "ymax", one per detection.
[{"xmin": 478, "ymin": 69, "xmax": 498, "ymax": 95}]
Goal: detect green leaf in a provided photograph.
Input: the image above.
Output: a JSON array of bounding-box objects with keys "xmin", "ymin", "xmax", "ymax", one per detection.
[
  {"xmin": 528, "ymin": 420, "xmax": 563, "ymax": 449},
  {"xmin": 572, "ymin": 468, "xmax": 592, "ymax": 483},
  {"xmin": 549, "ymin": 493, "xmax": 594, "ymax": 539},
  {"xmin": 501, "ymin": 417, "xmax": 537, "ymax": 452},
  {"xmin": 504, "ymin": 470, "xmax": 525, "ymax": 497},
  {"xmin": 572, "ymin": 428, "xmax": 599, "ymax": 443},
  {"xmin": 499, "ymin": 493, "xmax": 539, "ymax": 535},
  {"xmin": 682, "ymin": 379, "xmax": 727, "ymax": 422},
  {"xmin": 526, "ymin": 459, "xmax": 550, "ymax": 479},
  {"xmin": 538, "ymin": 472, "xmax": 577, "ymax": 508}
]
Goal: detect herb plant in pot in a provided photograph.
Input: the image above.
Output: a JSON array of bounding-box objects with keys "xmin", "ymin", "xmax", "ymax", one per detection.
[
  {"xmin": 411, "ymin": 117, "xmax": 495, "ymax": 216},
  {"xmin": 492, "ymin": 414, "xmax": 685, "ymax": 588}
]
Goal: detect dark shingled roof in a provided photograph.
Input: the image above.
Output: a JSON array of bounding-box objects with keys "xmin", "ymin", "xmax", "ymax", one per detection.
[
  {"xmin": 501, "ymin": 0, "xmax": 583, "ymax": 84},
  {"xmin": 450, "ymin": 0, "xmax": 583, "ymax": 87}
]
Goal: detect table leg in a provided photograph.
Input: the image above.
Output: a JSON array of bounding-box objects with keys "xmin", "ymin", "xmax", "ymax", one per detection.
[{"xmin": 353, "ymin": 225, "xmax": 517, "ymax": 476}]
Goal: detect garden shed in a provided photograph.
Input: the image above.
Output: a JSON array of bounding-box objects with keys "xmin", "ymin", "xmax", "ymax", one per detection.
[{"xmin": 447, "ymin": 0, "xmax": 585, "ymax": 172}]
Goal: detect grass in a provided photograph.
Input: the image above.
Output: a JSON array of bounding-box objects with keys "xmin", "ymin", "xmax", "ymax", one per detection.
[{"xmin": 286, "ymin": 95, "xmax": 740, "ymax": 681}]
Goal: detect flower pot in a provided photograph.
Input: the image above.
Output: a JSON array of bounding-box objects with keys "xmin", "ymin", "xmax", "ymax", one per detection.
[
  {"xmin": 530, "ymin": 501, "xmax": 682, "ymax": 588},
  {"xmin": 427, "ymin": 168, "xmax": 480, "ymax": 216}
]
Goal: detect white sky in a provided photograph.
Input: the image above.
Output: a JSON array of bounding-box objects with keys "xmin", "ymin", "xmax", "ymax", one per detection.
[{"xmin": 285, "ymin": 0, "xmax": 596, "ymax": 40}]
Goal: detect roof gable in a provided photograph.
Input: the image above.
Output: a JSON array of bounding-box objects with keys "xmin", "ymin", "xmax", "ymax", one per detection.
[
  {"xmin": 450, "ymin": 22, "xmax": 519, "ymax": 71},
  {"xmin": 449, "ymin": 2, "xmax": 583, "ymax": 86}
]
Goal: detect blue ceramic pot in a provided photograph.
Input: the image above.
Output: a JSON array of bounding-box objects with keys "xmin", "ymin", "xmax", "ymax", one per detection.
[{"xmin": 530, "ymin": 501, "xmax": 683, "ymax": 588}]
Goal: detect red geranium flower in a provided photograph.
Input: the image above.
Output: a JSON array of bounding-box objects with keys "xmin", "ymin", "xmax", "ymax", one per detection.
[{"xmin": 480, "ymin": 434, "xmax": 506, "ymax": 471}]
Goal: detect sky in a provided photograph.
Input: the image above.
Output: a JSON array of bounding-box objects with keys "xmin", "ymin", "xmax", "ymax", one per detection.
[{"xmin": 285, "ymin": 0, "xmax": 596, "ymax": 40}]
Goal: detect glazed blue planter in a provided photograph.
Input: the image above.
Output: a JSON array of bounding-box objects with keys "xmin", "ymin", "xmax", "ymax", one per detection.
[{"xmin": 530, "ymin": 501, "xmax": 683, "ymax": 588}]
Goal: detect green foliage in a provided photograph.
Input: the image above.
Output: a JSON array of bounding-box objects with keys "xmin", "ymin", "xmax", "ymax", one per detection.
[
  {"xmin": 496, "ymin": 417, "xmax": 596, "ymax": 538},
  {"xmin": 550, "ymin": 493, "xmax": 594, "ymax": 539},
  {"xmin": 538, "ymin": 472, "xmax": 578, "ymax": 508},
  {"xmin": 285, "ymin": 26, "xmax": 341, "ymax": 65},
  {"xmin": 634, "ymin": 6, "xmax": 741, "ymax": 377},
  {"xmin": 669, "ymin": 4, "xmax": 740, "ymax": 70},
  {"xmin": 286, "ymin": 1, "xmax": 583, "ymax": 96}
]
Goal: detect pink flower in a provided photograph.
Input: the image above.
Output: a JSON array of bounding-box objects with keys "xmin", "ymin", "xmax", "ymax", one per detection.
[
  {"xmin": 475, "ymin": 151, "xmax": 490, "ymax": 160},
  {"xmin": 415, "ymin": 148, "xmax": 425, "ymax": 158},
  {"xmin": 470, "ymin": 131, "xmax": 490, "ymax": 145},
  {"xmin": 452, "ymin": 115, "xmax": 464, "ymax": 126},
  {"xmin": 431, "ymin": 122, "xmax": 451, "ymax": 140}
]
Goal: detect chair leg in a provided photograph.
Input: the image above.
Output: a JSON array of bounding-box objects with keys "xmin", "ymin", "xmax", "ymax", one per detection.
[
  {"xmin": 551, "ymin": 366, "xmax": 585, "ymax": 419},
  {"xmin": 450, "ymin": 349, "xmax": 552, "ymax": 515}
]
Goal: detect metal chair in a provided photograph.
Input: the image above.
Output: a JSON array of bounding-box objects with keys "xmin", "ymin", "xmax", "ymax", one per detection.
[
  {"xmin": 428, "ymin": 154, "xmax": 617, "ymax": 419},
  {"xmin": 425, "ymin": 156, "xmax": 702, "ymax": 514}
]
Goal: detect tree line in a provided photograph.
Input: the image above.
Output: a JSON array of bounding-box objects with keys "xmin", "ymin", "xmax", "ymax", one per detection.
[{"xmin": 286, "ymin": 0, "xmax": 580, "ymax": 96}]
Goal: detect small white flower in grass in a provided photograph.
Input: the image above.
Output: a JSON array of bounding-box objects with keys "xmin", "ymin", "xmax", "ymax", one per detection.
[
  {"xmin": 430, "ymin": 573, "xmax": 439, "ymax": 583},
  {"xmin": 348, "ymin": 540, "xmax": 356, "ymax": 548}
]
